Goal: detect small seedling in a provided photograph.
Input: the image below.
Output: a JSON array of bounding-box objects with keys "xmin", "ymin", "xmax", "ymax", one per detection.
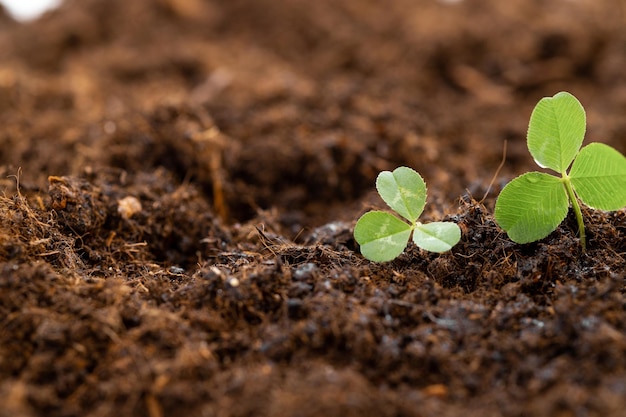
[
  {"xmin": 495, "ymin": 91, "xmax": 626, "ymax": 249},
  {"xmin": 354, "ymin": 167, "xmax": 461, "ymax": 262}
]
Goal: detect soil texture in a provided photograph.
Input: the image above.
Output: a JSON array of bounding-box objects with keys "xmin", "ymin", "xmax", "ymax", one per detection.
[{"xmin": 1, "ymin": 0, "xmax": 626, "ymax": 416}]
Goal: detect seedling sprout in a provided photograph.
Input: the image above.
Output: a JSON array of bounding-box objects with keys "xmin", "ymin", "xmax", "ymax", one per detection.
[
  {"xmin": 495, "ymin": 91, "xmax": 626, "ymax": 249},
  {"xmin": 354, "ymin": 167, "xmax": 461, "ymax": 262}
]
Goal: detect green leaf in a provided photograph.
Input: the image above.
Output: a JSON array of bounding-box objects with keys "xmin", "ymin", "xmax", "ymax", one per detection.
[
  {"xmin": 376, "ymin": 167, "xmax": 426, "ymax": 223},
  {"xmin": 495, "ymin": 172, "xmax": 569, "ymax": 244},
  {"xmin": 527, "ymin": 91, "xmax": 586, "ymax": 173},
  {"xmin": 354, "ymin": 211, "xmax": 412, "ymax": 262},
  {"xmin": 570, "ymin": 143, "xmax": 626, "ymax": 210},
  {"xmin": 413, "ymin": 222, "xmax": 461, "ymax": 253}
]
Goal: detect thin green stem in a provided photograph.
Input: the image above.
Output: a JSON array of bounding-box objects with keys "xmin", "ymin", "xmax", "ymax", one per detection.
[{"xmin": 562, "ymin": 174, "xmax": 586, "ymax": 250}]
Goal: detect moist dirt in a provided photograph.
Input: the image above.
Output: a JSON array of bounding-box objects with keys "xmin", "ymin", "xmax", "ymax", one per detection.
[{"xmin": 1, "ymin": 1, "xmax": 625, "ymax": 416}]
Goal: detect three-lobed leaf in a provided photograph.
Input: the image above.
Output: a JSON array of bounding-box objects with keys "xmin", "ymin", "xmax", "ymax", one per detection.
[
  {"xmin": 354, "ymin": 167, "xmax": 461, "ymax": 262},
  {"xmin": 496, "ymin": 91, "xmax": 626, "ymax": 248},
  {"xmin": 527, "ymin": 91, "xmax": 585, "ymax": 173}
]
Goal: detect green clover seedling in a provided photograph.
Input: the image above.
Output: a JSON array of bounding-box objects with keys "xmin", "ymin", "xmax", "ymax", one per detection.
[
  {"xmin": 495, "ymin": 91, "xmax": 626, "ymax": 249},
  {"xmin": 354, "ymin": 167, "xmax": 461, "ymax": 262}
]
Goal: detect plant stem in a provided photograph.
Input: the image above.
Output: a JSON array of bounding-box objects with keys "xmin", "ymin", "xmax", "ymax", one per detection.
[{"xmin": 562, "ymin": 175, "xmax": 586, "ymax": 250}]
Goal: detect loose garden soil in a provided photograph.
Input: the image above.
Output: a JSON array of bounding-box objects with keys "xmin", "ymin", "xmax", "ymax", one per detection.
[{"xmin": 1, "ymin": 0, "xmax": 626, "ymax": 416}]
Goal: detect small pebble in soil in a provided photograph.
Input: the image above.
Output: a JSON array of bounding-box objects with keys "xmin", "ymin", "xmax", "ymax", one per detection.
[{"xmin": 117, "ymin": 196, "xmax": 142, "ymax": 219}]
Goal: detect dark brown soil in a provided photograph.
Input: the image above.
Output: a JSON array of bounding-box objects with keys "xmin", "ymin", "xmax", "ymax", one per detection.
[{"xmin": 1, "ymin": 1, "xmax": 626, "ymax": 416}]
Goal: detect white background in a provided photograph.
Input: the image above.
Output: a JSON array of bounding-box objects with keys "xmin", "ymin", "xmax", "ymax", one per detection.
[{"xmin": 0, "ymin": 0, "xmax": 62, "ymax": 21}]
